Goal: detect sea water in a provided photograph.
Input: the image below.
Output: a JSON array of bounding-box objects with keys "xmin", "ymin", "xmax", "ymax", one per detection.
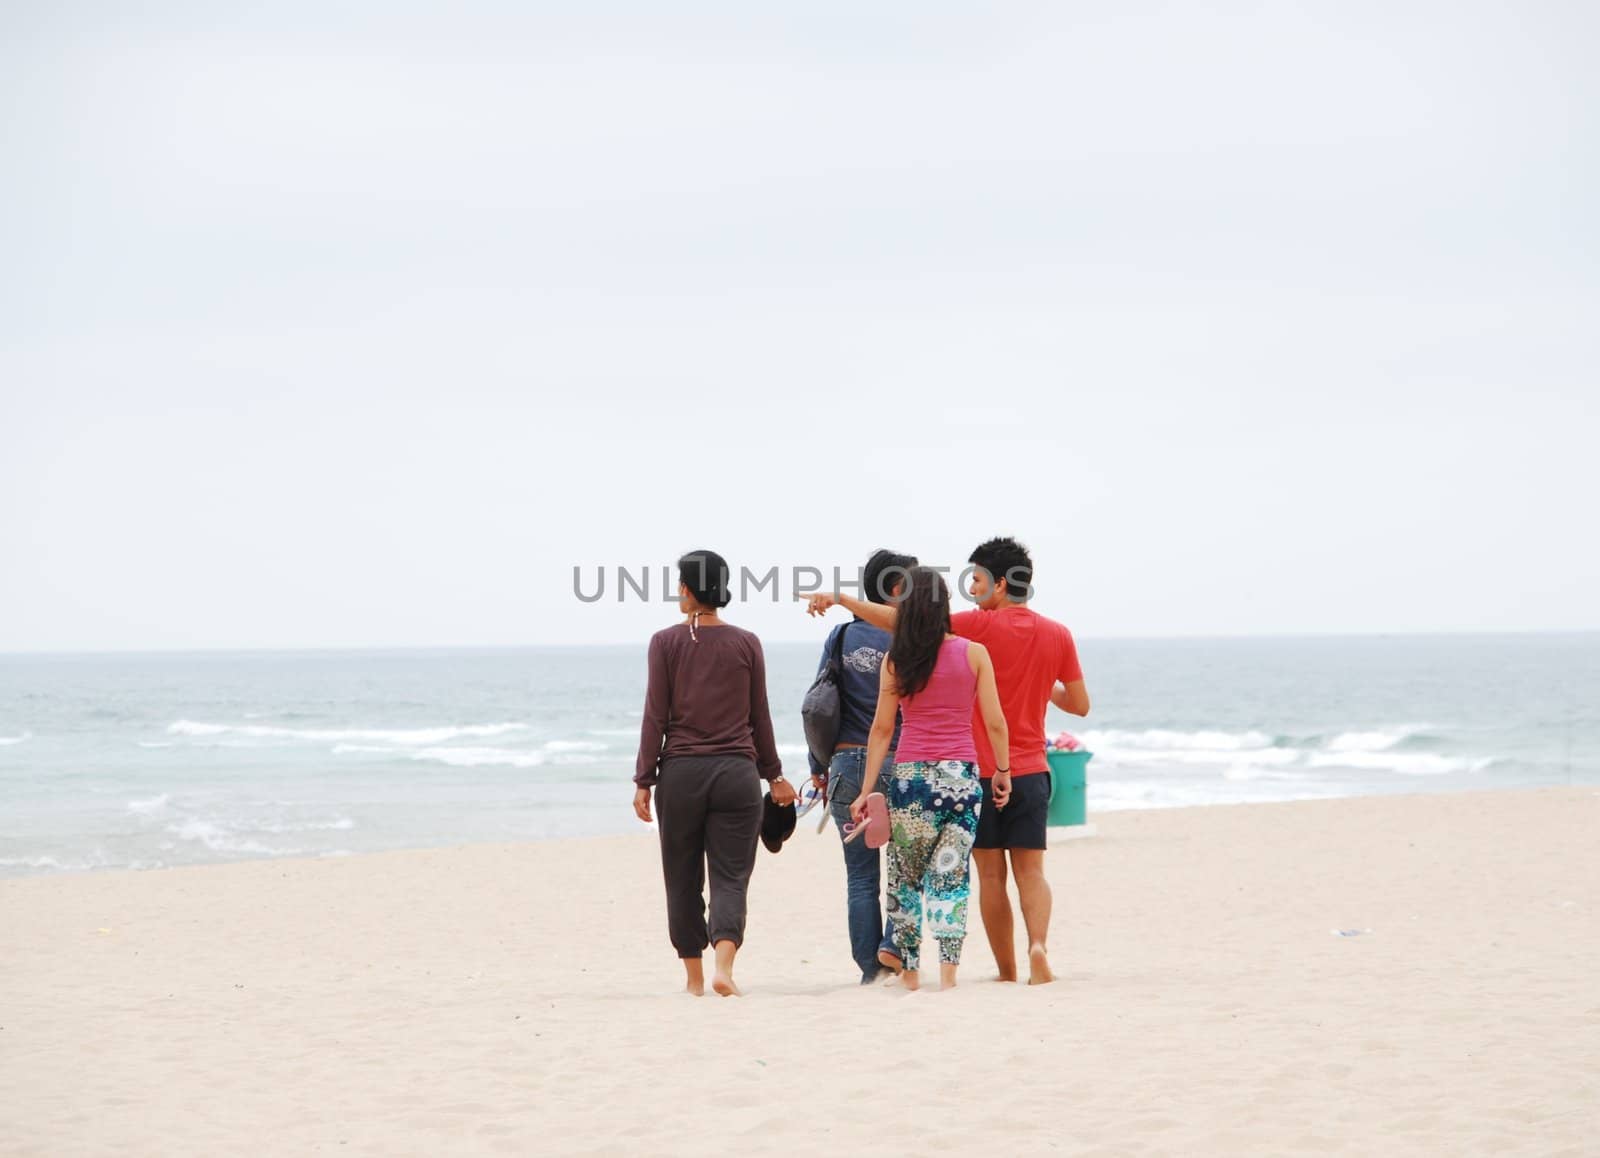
[{"xmin": 1, "ymin": 633, "xmax": 1595, "ymax": 877}]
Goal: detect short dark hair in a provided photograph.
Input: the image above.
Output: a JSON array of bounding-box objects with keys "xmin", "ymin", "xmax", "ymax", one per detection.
[
  {"xmin": 969, "ymin": 536, "xmax": 1033, "ymax": 602},
  {"xmin": 678, "ymin": 549, "xmax": 732, "ymax": 609},
  {"xmin": 861, "ymin": 547, "xmax": 919, "ymax": 605}
]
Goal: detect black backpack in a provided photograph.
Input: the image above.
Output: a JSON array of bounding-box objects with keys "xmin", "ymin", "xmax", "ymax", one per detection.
[{"xmin": 801, "ymin": 624, "xmax": 849, "ymax": 770}]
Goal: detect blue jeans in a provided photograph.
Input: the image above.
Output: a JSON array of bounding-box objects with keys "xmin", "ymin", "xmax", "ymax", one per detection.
[{"xmin": 827, "ymin": 747, "xmax": 898, "ymax": 983}]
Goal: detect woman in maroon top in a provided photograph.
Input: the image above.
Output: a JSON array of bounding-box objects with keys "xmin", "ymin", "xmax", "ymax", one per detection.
[{"xmin": 634, "ymin": 550, "xmax": 796, "ymax": 996}]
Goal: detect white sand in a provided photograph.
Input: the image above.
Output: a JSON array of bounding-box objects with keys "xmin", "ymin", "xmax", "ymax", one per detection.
[{"xmin": 3, "ymin": 787, "xmax": 1597, "ymax": 1156}]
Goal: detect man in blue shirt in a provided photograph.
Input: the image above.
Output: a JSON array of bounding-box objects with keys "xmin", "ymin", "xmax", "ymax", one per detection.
[{"xmin": 810, "ymin": 548, "xmax": 917, "ymax": 983}]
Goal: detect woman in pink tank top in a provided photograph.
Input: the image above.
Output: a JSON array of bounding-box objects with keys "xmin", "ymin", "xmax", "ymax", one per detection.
[{"xmin": 852, "ymin": 567, "xmax": 1009, "ymax": 990}]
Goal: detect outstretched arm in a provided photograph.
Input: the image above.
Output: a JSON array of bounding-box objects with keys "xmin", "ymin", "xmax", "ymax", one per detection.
[{"xmin": 804, "ymin": 591, "xmax": 897, "ymax": 632}]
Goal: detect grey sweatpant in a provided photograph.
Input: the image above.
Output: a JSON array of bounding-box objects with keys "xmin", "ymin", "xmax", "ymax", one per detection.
[{"xmin": 655, "ymin": 754, "xmax": 763, "ymax": 958}]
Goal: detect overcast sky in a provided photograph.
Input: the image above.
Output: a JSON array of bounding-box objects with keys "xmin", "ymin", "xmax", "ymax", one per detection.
[{"xmin": 2, "ymin": 1, "xmax": 1596, "ymax": 651}]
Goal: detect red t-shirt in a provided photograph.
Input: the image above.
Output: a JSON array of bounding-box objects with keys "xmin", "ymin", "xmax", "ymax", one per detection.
[{"xmin": 952, "ymin": 605, "xmax": 1082, "ymax": 779}]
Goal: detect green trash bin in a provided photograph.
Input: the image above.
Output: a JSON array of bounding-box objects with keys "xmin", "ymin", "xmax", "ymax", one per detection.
[{"xmin": 1045, "ymin": 749, "xmax": 1091, "ymax": 827}]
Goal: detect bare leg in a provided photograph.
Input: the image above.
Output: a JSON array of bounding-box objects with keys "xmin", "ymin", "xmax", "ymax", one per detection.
[
  {"xmin": 710, "ymin": 939, "xmax": 742, "ymax": 997},
  {"xmin": 939, "ymin": 962, "xmax": 958, "ymax": 990},
  {"xmin": 1010, "ymin": 849, "xmax": 1054, "ymax": 985},
  {"xmin": 973, "ymin": 849, "xmax": 1017, "ymax": 982},
  {"xmin": 682, "ymin": 956, "xmax": 705, "ymax": 996},
  {"xmin": 900, "ymin": 969, "xmax": 921, "ymax": 991}
]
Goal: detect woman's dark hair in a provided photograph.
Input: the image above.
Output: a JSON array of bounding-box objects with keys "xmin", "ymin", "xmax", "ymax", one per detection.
[
  {"xmin": 888, "ymin": 566, "xmax": 951, "ymax": 699},
  {"xmin": 678, "ymin": 549, "xmax": 732, "ymax": 609},
  {"xmin": 861, "ymin": 547, "xmax": 919, "ymax": 605},
  {"xmin": 969, "ymin": 536, "xmax": 1033, "ymax": 602}
]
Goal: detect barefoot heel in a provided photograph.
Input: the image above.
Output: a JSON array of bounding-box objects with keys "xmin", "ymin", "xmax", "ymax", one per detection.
[{"xmin": 1027, "ymin": 944, "xmax": 1054, "ymax": 985}]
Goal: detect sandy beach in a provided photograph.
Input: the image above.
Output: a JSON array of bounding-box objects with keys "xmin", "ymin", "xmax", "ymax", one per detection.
[{"xmin": 3, "ymin": 786, "xmax": 1596, "ymax": 1156}]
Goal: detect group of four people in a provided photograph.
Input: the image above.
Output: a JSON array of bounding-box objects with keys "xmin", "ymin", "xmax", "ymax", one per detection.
[{"xmin": 633, "ymin": 538, "xmax": 1089, "ymax": 996}]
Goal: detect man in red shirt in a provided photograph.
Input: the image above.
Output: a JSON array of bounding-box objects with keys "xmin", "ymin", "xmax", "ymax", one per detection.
[{"xmin": 806, "ymin": 537, "xmax": 1090, "ymax": 984}]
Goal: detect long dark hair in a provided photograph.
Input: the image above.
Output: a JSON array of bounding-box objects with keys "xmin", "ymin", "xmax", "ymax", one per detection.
[{"xmin": 888, "ymin": 566, "xmax": 951, "ymax": 699}]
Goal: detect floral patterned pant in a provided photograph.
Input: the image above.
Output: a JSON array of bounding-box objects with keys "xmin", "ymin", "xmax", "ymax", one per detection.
[{"xmin": 885, "ymin": 759, "xmax": 983, "ymax": 969}]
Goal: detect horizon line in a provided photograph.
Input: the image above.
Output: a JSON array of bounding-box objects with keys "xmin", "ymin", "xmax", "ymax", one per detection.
[{"xmin": 2, "ymin": 626, "xmax": 1597, "ymax": 660}]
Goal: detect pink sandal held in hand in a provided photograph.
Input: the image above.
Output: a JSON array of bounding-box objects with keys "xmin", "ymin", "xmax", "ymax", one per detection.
[{"xmin": 842, "ymin": 792, "xmax": 889, "ymax": 849}]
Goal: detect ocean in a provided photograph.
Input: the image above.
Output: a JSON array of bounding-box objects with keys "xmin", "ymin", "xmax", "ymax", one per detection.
[{"xmin": 1, "ymin": 633, "xmax": 1595, "ymax": 877}]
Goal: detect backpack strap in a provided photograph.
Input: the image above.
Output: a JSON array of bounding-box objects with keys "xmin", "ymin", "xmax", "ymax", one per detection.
[{"xmin": 829, "ymin": 620, "xmax": 848, "ymax": 675}]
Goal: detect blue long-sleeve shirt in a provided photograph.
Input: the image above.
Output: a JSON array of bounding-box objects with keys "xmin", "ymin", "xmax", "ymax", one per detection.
[{"xmin": 808, "ymin": 617, "xmax": 902, "ymax": 777}]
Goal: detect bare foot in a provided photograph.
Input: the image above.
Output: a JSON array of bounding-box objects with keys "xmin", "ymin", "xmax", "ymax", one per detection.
[
  {"xmin": 877, "ymin": 949, "xmax": 904, "ymax": 975},
  {"xmin": 899, "ymin": 970, "xmax": 921, "ymax": 992},
  {"xmin": 1027, "ymin": 943, "xmax": 1054, "ymax": 985},
  {"xmin": 709, "ymin": 940, "xmax": 741, "ymax": 997},
  {"xmin": 939, "ymin": 963, "xmax": 958, "ymax": 990},
  {"xmin": 685, "ymin": 981, "xmax": 705, "ymax": 996},
  {"xmin": 684, "ymin": 958, "xmax": 705, "ymax": 996}
]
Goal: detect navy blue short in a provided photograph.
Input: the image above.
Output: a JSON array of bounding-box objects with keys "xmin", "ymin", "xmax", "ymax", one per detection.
[{"xmin": 973, "ymin": 772, "xmax": 1050, "ymax": 850}]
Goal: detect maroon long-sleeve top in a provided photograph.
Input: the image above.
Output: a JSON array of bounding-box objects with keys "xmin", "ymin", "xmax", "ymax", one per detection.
[{"xmin": 634, "ymin": 622, "xmax": 784, "ymax": 788}]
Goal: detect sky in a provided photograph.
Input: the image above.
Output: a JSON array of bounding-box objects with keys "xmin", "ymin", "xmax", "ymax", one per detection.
[{"xmin": 2, "ymin": 0, "xmax": 1597, "ymax": 651}]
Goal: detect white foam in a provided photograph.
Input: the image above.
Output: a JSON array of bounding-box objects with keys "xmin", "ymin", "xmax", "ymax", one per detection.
[
  {"xmin": 137, "ymin": 740, "xmax": 177, "ymax": 749},
  {"xmin": 1075, "ymin": 723, "xmax": 1489, "ymax": 782},
  {"xmin": 0, "ymin": 853, "xmax": 152, "ymax": 875},
  {"xmin": 1325, "ymin": 725, "xmax": 1431, "ymax": 753},
  {"xmin": 1222, "ymin": 765, "xmax": 1281, "ymax": 782},
  {"xmin": 0, "ymin": 854, "xmax": 75, "ymax": 870},
  {"xmin": 543, "ymin": 740, "xmax": 607, "ymax": 753},
  {"xmin": 1101, "ymin": 747, "xmax": 1299, "ymax": 769},
  {"xmin": 776, "ymin": 743, "xmax": 810, "ymax": 756},
  {"xmin": 148, "ymin": 801, "xmax": 354, "ymax": 838},
  {"xmin": 1307, "ymin": 751, "xmax": 1491, "ymax": 776},
  {"xmin": 1079, "ymin": 728, "xmax": 1276, "ymax": 752},
  {"xmin": 252, "ymin": 816, "xmax": 355, "ymax": 833},
  {"xmin": 0, "ymin": 732, "xmax": 32, "ymax": 746},
  {"xmin": 168, "ymin": 720, "xmax": 528, "ymax": 745},
  {"xmin": 168, "ymin": 721, "xmax": 230, "ymax": 736},
  {"xmin": 1091, "ymin": 780, "xmax": 1339, "ymax": 811},
  {"xmin": 409, "ymin": 746, "xmax": 547, "ymax": 769},
  {"xmin": 336, "ymin": 742, "xmax": 574, "ymax": 767},
  {"xmin": 165, "ymin": 818, "xmax": 307, "ymax": 856}
]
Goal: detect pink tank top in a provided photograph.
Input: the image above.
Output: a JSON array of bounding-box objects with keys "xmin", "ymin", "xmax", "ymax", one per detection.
[{"xmin": 893, "ymin": 637, "xmax": 979, "ymax": 764}]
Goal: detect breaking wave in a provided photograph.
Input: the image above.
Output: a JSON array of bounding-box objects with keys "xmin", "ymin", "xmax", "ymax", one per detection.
[
  {"xmin": 1085, "ymin": 724, "xmax": 1485, "ymax": 779},
  {"xmin": 167, "ymin": 720, "xmax": 529, "ymax": 745}
]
